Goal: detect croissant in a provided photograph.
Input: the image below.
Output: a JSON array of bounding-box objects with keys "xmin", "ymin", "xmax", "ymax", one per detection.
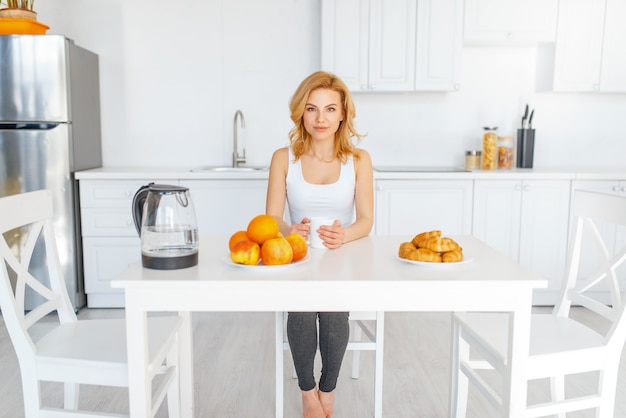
[
  {"xmin": 442, "ymin": 248, "xmax": 464, "ymax": 263},
  {"xmin": 407, "ymin": 248, "xmax": 442, "ymax": 263},
  {"xmin": 398, "ymin": 242, "xmax": 416, "ymax": 259},
  {"xmin": 412, "ymin": 230, "xmax": 441, "ymax": 248},
  {"xmin": 422, "ymin": 237, "xmax": 460, "ymax": 253}
]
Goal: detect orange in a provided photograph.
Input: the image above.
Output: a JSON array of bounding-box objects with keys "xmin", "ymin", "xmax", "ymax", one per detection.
[
  {"xmin": 261, "ymin": 236, "xmax": 293, "ymax": 265},
  {"xmin": 229, "ymin": 230, "xmax": 249, "ymax": 252},
  {"xmin": 247, "ymin": 214, "xmax": 279, "ymax": 245},
  {"xmin": 285, "ymin": 233, "xmax": 308, "ymax": 262},
  {"xmin": 230, "ymin": 239, "xmax": 260, "ymax": 265}
]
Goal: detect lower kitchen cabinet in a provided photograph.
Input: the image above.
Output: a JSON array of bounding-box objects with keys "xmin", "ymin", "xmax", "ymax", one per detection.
[
  {"xmin": 374, "ymin": 180, "xmax": 473, "ymax": 235},
  {"xmin": 79, "ymin": 179, "xmax": 178, "ymax": 307},
  {"xmin": 79, "ymin": 178, "xmax": 269, "ymax": 308},
  {"xmin": 180, "ymin": 180, "xmax": 268, "ymax": 234},
  {"xmin": 571, "ymin": 180, "xmax": 626, "ymax": 301},
  {"xmin": 82, "ymin": 237, "xmax": 140, "ymax": 307},
  {"xmin": 473, "ymin": 179, "xmax": 571, "ymax": 304}
]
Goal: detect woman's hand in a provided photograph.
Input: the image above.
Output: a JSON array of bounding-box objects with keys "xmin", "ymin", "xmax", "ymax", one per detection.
[
  {"xmin": 318, "ymin": 220, "xmax": 344, "ymax": 249},
  {"xmin": 290, "ymin": 217, "xmax": 311, "ymax": 239}
]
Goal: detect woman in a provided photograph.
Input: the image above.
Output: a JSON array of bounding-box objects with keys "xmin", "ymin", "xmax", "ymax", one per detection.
[{"xmin": 266, "ymin": 71, "xmax": 374, "ymax": 418}]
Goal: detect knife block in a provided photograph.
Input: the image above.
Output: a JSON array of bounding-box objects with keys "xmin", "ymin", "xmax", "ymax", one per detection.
[{"xmin": 516, "ymin": 129, "xmax": 535, "ymax": 168}]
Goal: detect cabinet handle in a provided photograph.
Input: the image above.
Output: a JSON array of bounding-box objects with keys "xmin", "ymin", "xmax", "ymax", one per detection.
[
  {"xmin": 593, "ymin": 84, "xmax": 599, "ymax": 90},
  {"xmin": 613, "ymin": 186, "xmax": 620, "ymax": 192},
  {"xmin": 514, "ymin": 184, "xmax": 522, "ymax": 191},
  {"xmin": 523, "ymin": 184, "xmax": 530, "ymax": 191},
  {"xmin": 454, "ymin": 83, "xmax": 460, "ymax": 90},
  {"xmin": 621, "ymin": 186, "xmax": 626, "ymax": 193},
  {"xmin": 369, "ymin": 84, "xmax": 375, "ymax": 90}
]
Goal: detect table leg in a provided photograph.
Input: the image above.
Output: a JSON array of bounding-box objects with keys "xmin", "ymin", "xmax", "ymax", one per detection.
[
  {"xmin": 125, "ymin": 297, "xmax": 151, "ymax": 418},
  {"xmin": 504, "ymin": 295, "xmax": 533, "ymax": 417}
]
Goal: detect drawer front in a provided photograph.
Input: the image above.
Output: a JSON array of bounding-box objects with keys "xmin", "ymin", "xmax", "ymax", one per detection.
[
  {"xmin": 83, "ymin": 237, "xmax": 140, "ymax": 293},
  {"xmin": 79, "ymin": 179, "xmax": 179, "ymax": 208},
  {"xmin": 81, "ymin": 208, "xmax": 138, "ymax": 236}
]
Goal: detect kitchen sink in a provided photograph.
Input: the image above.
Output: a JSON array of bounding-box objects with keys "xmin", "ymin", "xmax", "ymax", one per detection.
[{"xmin": 190, "ymin": 166, "xmax": 267, "ymax": 172}]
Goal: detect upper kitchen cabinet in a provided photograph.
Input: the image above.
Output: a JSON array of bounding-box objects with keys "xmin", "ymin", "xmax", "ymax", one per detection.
[
  {"xmin": 463, "ymin": 0, "xmax": 559, "ymax": 45},
  {"xmin": 553, "ymin": 0, "xmax": 626, "ymax": 92},
  {"xmin": 321, "ymin": 0, "xmax": 462, "ymax": 92},
  {"xmin": 415, "ymin": 0, "xmax": 463, "ymax": 91}
]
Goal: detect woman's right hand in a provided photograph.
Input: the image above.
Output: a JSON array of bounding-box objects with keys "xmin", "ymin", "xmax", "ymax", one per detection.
[{"xmin": 290, "ymin": 217, "xmax": 311, "ymax": 239}]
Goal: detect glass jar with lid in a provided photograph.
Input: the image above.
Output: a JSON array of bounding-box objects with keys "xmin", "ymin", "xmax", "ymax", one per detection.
[
  {"xmin": 497, "ymin": 135, "xmax": 514, "ymax": 168},
  {"xmin": 481, "ymin": 127, "xmax": 498, "ymax": 170},
  {"xmin": 465, "ymin": 150, "xmax": 481, "ymax": 170}
]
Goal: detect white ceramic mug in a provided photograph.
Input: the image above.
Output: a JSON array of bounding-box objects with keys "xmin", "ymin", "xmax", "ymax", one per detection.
[{"xmin": 308, "ymin": 217, "xmax": 334, "ymax": 249}]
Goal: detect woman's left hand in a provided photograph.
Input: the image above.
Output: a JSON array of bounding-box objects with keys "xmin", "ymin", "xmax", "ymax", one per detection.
[
  {"xmin": 319, "ymin": 220, "xmax": 344, "ymax": 249},
  {"xmin": 290, "ymin": 217, "xmax": 311, "ymax": 239}
]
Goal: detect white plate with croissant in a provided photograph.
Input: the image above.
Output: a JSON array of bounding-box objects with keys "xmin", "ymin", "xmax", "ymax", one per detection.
[
  {"xmin": 397, "ymin": 230, "xmax": 473, "ymax": 266},
  {"xmin": 397, "ymin": 255, "xmax": 473, "ymax": 267}
]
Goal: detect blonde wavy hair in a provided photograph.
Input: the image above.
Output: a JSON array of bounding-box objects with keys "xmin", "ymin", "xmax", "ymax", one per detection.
[{"xmin": 288, "ymin": 71, "xmax": 364, "ymax": 163}]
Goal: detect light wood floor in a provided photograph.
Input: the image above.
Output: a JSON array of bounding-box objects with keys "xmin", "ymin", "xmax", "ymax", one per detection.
[{"xmin": 1, "ymin": 308, "xmax": 625, "ymax": 417}]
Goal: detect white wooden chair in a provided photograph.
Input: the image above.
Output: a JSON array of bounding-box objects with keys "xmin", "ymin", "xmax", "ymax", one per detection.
[
  {"xmin": 0, "ymin": 190, "xmax": 182, "ymax": 418},
  {"xmin": 450, "ymin": 189, "xmax": 626, "ymax": 418},
  {"xmin": 275, "ymin": 310, "xmax": 385, "ymax": 418}
]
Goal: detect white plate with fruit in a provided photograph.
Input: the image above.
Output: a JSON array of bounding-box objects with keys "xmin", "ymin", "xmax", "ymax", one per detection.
[
  {"xmin": 227, "ymin": 214, "xmax": 309, "ymax": 271},
  {"xmin": 223, "ymin": 254, "xmax": 310, "ymax": 271}
]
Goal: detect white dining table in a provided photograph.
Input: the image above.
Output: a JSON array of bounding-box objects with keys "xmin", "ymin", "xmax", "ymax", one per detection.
[{"xmin": 111, "ymin": 234, "xmax": 547, "ymax": 418}]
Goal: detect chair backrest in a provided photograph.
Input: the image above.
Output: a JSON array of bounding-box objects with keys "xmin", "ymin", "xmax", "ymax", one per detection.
[
  {"xmin": 555, "ymin": 190, "xmax": 626, "ymax": 349},
  {"xmin": 0, "ymin": 190, "xmax": 76, "ymax": 362}
]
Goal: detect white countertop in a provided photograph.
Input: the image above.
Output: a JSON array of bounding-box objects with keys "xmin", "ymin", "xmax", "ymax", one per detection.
[{"xmin": 75, "ymin": 166, "xmax": 626, "ymax": 180}]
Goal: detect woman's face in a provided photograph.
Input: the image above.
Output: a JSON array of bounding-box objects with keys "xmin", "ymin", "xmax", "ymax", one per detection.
[{"xmin": 302, "ymin": 88, "xmax": 344, "ymax": 143}]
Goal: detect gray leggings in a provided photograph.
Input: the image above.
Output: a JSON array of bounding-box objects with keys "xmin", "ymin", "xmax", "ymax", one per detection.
[{"xmin": 287, "ymin": 311, "xmax": 350, "ymax": 392}]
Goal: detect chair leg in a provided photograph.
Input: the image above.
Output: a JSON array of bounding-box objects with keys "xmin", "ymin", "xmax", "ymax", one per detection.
[
  {"xmin": 597, "ymin": 367, "xmax": 619, "ymax": 418},
  {"xmin": 63, "ymin": 382, "xmax": 79, "ymax": 409},
  {"xmin": 549, "ymin": 375, "xmax": 565, "ymax": 418},
  {"xmin": 166, "ymin": 341, "xmax": 181, "ymax": 418},
  {"xmin": 22, "ymin": 377, "xmax": 41, "ymax": 418},
  {"xmin": 373, "ymin": 311, "xmax": 385, "ymax": 418},
  {"xmin": 352, "ymin": 321, "xmax": 362, "ymax": 379},
  {"xmin": 449, "ymin": 321, "xmax": 469, "ymax": 418},
  {"xmin": 275, "ymin": 311, "xmax": 284, "ymax": 418}
]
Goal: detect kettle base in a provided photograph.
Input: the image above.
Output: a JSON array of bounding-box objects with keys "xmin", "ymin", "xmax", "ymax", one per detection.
[{"xmin": 142, "ymin": 252, "xmax": 198, "ymax": 270}]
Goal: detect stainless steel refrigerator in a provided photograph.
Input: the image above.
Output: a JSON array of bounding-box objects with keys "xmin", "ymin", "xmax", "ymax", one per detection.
[{"xmin": 0, "ymin": 35, "xmax": 102, "ymax": 310}]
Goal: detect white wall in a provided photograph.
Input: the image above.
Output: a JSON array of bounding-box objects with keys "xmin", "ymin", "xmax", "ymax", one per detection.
[{"xmin": 37, "ymin": 0, "xmax": 626, "ymax": 169}]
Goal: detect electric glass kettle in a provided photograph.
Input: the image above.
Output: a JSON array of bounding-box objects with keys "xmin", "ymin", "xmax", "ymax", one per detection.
[{"xmin": 132, "ymin": 183, "xmax": 199, "ymax": 269}]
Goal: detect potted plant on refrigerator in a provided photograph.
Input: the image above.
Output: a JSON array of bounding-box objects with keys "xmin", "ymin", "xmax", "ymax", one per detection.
[
  {"xmin": 0, "ymin": 0, "xmax": 49, "ymax": 34},
  {"xmin": 0, "ymin": 0, "xmax": 36, "ymax": 19}
]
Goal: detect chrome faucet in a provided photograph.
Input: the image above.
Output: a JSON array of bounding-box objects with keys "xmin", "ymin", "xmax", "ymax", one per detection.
[{"xmin": 233, "ymin": 110, "xmax": 246, "ymax": 168}]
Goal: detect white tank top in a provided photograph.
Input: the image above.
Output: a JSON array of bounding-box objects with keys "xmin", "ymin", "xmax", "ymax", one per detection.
[{"xmin": 286, "ymin": 147, "xmax": 356, "ymax": 227}]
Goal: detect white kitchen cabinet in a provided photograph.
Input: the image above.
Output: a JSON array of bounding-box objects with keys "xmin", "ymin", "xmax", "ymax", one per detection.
[
  {"xmin": 463, "ymin": 0, "xmax": 559, "ymax": 44},
  {"xmin": 180, "ymin": 179, "xmax": 268, "ymax": 234},
  {"xmin": 375, "ymin": 180, "xmax": 473, "ymax": 235},
  {"xmin": 472, "ymin": 180, "xmax": 571, "ymax": 304},
  {"xmin": 79, "ymin": 179, "xmax": 175, "ymax": 307},
  {"xmin": 414, "ymin": 0, "xmax": 462, "ymax": 91},
  {"xmin": 570, "ymin": 180, "xmax": 626, "ymax": 300},
  {"xmin": 321, "ymin": 0, "xmax": 461, "ymax": 92},
  {"xmin": 79, "ymin": 178, "xmax": 267, "ymax": 308},
  {"xmin": 553, "ymin": 0, "xmax": 626, "ymax": 92}
]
